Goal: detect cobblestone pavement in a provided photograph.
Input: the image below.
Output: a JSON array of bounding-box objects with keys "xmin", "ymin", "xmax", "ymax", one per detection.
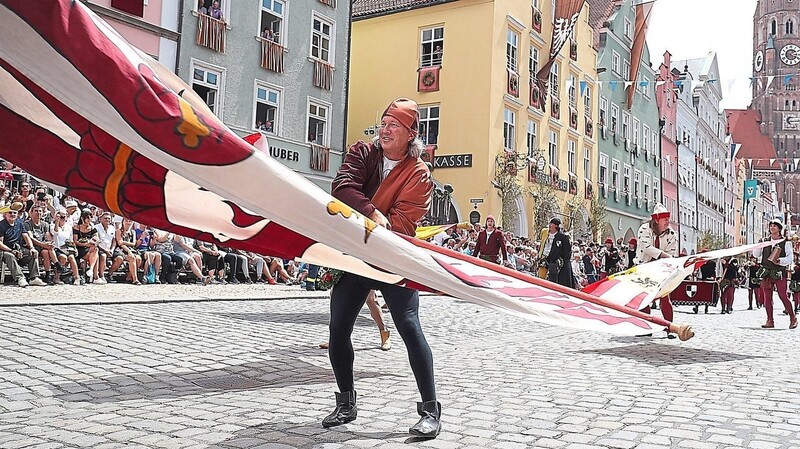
[{"xmin": 1, "ymin": 285, "xmax": 799, "ymax": 449}]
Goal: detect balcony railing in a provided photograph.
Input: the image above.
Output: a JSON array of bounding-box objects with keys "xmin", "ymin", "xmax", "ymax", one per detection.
[
  {"xmin": 196, "ymin": 13, "xmax": 226, "ymax": 53},
  {"xmin": 260, "ymin": 38, "xmax": 284, "ymax": 74},
  {"xmin": 310, "ymin": 143, "xmax": 331, "ymax": 172},
  {"xmin": 313, "ymin": 59, "xmax": 334, "ymax": 91}
]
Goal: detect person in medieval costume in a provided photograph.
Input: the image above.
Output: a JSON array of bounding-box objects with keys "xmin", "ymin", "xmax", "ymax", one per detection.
[
  {"xmin": 473, "ymin": 215, "xmax": 507, "ymax": 265},
  {"xmin": 542, "ymin": 217, "xmax": 574, "ymax": 288},
  {"xmin": 635, "ymin": 203, "xmax": 679, "ymax": 338},
  {"xmin": 751, "ymin": 218, "xmax": 797, "ymax": 329}
]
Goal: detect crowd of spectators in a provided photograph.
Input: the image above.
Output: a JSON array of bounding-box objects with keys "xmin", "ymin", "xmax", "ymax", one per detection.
[{"xmin": 0, "ymin": 177, "xmax": 315, "ymax": 290}]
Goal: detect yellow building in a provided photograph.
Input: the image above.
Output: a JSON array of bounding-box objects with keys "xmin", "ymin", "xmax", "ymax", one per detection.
[{"xmin": 348, "ymin": 0, "xmax": 599, "ymax": 239}]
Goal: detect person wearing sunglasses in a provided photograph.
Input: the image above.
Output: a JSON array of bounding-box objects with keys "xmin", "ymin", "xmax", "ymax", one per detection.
[{"xmin": 0, "ymin": 203, "xmax": 47, "ymax": 287}]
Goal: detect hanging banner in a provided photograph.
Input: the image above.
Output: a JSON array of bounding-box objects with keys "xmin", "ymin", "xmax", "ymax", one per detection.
[{"xmin": 533, "ymin": 0, "xmax": 585, "ymax": 112}]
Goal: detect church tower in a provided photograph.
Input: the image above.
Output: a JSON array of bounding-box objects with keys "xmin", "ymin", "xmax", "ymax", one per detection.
[{"xmin": 753, "ymin": 0, "xmax": 800, "ymax": 216}]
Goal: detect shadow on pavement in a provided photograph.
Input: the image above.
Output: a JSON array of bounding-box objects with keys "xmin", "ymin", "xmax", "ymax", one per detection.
[
  {"xmin": 217, "ymin": 311, "xmax": 377, "ymax": 328},
  {"xmin": 47, "ymin": 349, "xmax": 400, "ymax": 403},
  {"xmin": 576, "ymin": 343, "xmax": 764, "ymax": 367},
  {"xmin": 207, "ymin": 419, "xmax": 409, "ymax": 449}
]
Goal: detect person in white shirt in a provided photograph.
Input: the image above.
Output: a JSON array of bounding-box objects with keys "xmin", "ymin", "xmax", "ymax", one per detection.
[
  {"xmin": 94, "ymin": 212, "xmax": 117, "ymax": 282},
  {"xmin": 752, "ymin": 218, "xmax": 797, "ymax": 329}
]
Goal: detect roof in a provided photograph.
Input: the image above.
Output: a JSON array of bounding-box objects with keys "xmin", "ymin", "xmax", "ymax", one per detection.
[
  {"xmin": 586, "ymin": 0, "xmax": 619, "ymax": 49},
  {"xmin": 725, "ymin": 108, "xmax": 779, "ymax": 171},
  {"xmin": 352, "ymin": 0, "xmax": 455, "ymax": 18}
]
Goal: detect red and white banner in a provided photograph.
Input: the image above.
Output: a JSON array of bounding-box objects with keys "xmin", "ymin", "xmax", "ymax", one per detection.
[{"xmin": 0, "ymin": 0, "xmax": 693, "ymax": 337}]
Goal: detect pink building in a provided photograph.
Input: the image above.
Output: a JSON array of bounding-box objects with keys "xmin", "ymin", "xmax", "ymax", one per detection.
[
  {"xmin": 655, "ymin": 51, "xmax": 680, "ymax": 244},
  {"xmin": 83, "ymin": 0, "xmax": 180, "ymax": 71}
]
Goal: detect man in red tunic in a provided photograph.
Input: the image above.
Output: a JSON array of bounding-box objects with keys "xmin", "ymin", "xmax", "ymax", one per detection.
[{"xmin": 472, "ymin": 215, "xmax": 507, "ymax": 264}]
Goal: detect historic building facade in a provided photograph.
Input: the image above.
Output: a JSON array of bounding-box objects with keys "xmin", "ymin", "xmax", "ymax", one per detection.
[
  {"xmin": 176, "ymin": 0, "xmax": 350, "ymax": 191},
  {"xmin": 674, "ymin": 66, "xmax": 699, "ymax": 254},
  {"xmin": 348, "ymin": 0, "xmax": 599, "ymax": 238},
  {"xmin": 752, "ymin": 0, "xmax": 800, "ymax": 229},
  {"xmin": 589, "ymin": 0, "xmax": 661, "ymax": 242},
  {"xmin": 655, "ymin": 51, "xmax": 680, "ymax": 242}
]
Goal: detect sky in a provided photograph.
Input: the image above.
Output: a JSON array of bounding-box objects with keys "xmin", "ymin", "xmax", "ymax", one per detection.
[{"xmin": 645, "ymin": 0, "xmax": 758, "ymax": 109}]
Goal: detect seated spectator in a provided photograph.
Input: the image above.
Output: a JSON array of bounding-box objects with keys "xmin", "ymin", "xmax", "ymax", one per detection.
[
  {"xmin": 94, "ymin": 212, "xmax": 118, "ymax": 282},
  {"xmin": 220, "ymin": 247, "xmax": 250, "ymax": 284},
  {"xmin": 265, "ymin": 255, "xmax": 294, "ymax": 284},
  {"xmin": 25, "ymin": 205, "xmax": 56, "ymax": 284},
  {"xmin": 196, "ymin": 240, "xmax": 225, "ymax": 283},
  {"xmin": 173, "ymin": 235, "xmax": 211, "ymax": 284},
  {"xmin": 151, "ymin": 229, "xmax": 179, "ymax": 284},
  {"xmin": 514, "ymin": 246, "xmax": 531, "ymax": 272},
  {"xmin": 63, "ymin": 199, "xmax": 80, "ymax": 227},
  {"xmin": 0, "ymin": 203, "xmax": 47, "ymax": 287},
  {"xmin": 115, "ymin": 217, "xmax": 143, "ymax": 285},
  {"xmin": 246, "ymin": 251, "xmax": 277, "ymax": 284},
  {"xmin": 51, "ymin": 210, "xmax": 80, "ymax": 285},
  {"xmin": 134, "ymin": 226, "xmax": 161, "ymax": 284},
  {"xmin": 73, "ymin": 209, "xmax": 102, "ymax": 284}
]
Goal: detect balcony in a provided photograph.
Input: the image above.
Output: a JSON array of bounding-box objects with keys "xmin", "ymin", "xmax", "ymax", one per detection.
[
  {"xmin": 260, "ymin": 38, "xmax": 284, "ymax": 74},
  {"xmin": 196, "ymin": 13, "xmax": 226, "ymax": 53},
  {"xmin": 310, "ymin": 143, "xmax": 330, "ymax": 172},
  {"xmin": 312, "ymin": 59, "xmax": 334, "ymax": 91}
]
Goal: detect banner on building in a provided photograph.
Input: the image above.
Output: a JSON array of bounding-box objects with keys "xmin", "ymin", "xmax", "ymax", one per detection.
[
  {"xmin": 743, "ymin": 179, "xmax": 758, "ymax": 201},
  {"xmin": 626, "ymin": 1, "xmax": 654, "ymax": 109},
  {"xmin": 533, "ymin": 0, "xmax": 585, "ymax": 112}
]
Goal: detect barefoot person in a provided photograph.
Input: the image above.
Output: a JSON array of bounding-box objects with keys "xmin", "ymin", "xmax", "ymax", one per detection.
[{"xmin": 323, "ymin": 98, "xmax": 440, "ymax": 438}]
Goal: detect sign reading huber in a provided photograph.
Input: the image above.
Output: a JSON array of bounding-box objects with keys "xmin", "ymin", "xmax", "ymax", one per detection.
[{"xmin": 433, "ymin": 154, "xmax": 473, "ymax": 168}]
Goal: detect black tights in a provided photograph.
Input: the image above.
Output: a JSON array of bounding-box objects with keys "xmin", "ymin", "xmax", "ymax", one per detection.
[{"xmin": 328, "ymin": 273, "xmax": 436, "ymax": 402}]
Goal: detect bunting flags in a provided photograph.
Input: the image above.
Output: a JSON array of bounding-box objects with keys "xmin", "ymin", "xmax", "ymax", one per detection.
[
  {"xmin": 0, "ymin": 0, "xmax": 686, "ymax": 337},
  {"xmin": 534, "ymin": 0, "xmax": 585, "ymax": 112},
  {"xmin": 626, "ymin": 0, "xmax": 654, "ymax": 109}
]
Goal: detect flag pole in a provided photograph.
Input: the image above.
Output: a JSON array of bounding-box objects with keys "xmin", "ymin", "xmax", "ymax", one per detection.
[{"xmin": 404, "ymin": 235, "xmax": 695, "ymax": 340}]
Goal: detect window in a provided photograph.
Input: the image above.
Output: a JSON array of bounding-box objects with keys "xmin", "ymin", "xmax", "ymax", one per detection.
[
  {"xmin": 526, "ymin": 120, "xmax": 538, "ymax": 157},
  {"xmin": 311, "ymin": 14, "xmax": 334, "ymax": 63},
  {"xmin": 253, "ymin": 82, "xmax": 281, "ymax": 134},
  {"xmin": 623, "ymin": 60, "xmax": 630, "ymax": 78},
  {"xmin": 196, "ymin": 0, "xmax": 230, "ymax": 23},
  {"xmin": 504, "ymin": 108, "xmax": 516, "ymax": 151},
  {"xmin": 584, "ymin": 147, "xmax": 591, "ymax": 180},
  {"xmin": 643, "ymin": 125, "xmax": 650, "ymax": 154},
  {"xmin": 507, "ymin": 29, "xmax": 519, "ymax": 72},
  {"xmin": 641, "ymin": 76, "xmax": 650, "ymax": 97},
  {"xmin": 612, "ymin": 51, "xmax": 621, "ymax": 74},
  {"xmin": 583, "ymin": 84, "xmax": 592, "ymax": 116},
  {"xmin": 623, "ymin": 165, "xmax": 631, "ymax": 193},
  {"xmin": 549, "ymin": 63, "xmax": 559, "ymax": 98},
  {"xmin": 420, "ymin": 26, "xmax": 444, "ymax": 67},
  {"xmin": 633, "ymin": 118, "xmax": 640, "ymax": 145},
  {"xmin": 568, "ymin": 140, "xmax": 576, "ymax": 174},
  {"xmin": 419, "ymin": 104, "xmax": 440, "ymax": 145},
  {"xmin": 652, "ymin": 130, "xmax": 658, "ymax": 153},
  {"xmin": 653, "ymin": 178, "xmax": 659, "ymax": 201},
  {"xmin": 568, "ymin": 74, "xmax": 577, "ymax": 108},
  {"xmin": 787, "ymin": 19, "xmax": 795, "ymax": 35},
  {"xmin": 260, "ymin": 0, "xmax": 285, "ymax": 45},
  {"xmin": 307, "ymin": 98, "xmax": 330, "ymax": 146},
  {"xmin": 549, "ymin": 130, "xmax": 558, "ymax": 165},
  {"xmin": 624, "ymin": 18, "xmax": 633, "ymax": 40},
  {"xmin": 610, "ymin": 104, "xmax": 619, "ymax": 132},
  {"xmin": 599, "ymin": 96, "xmax": 608, "ymax": 125},
  {"xmin": 622, "ymin": 112, "xmax": 630, "ymax": 139},
  {"xmin": 611, "ymin": 159, "xmax": 620, "ymax": 191},
  {"xmin": 599, "ymin": 153, "xmax": 608, "ymax": 185},
  {"xmin": 191, "ymin": 61, "xmax": 224, "ymax": 117},
  {"xmin": 112, "ymin": 0, "xmax": 144, "ymax": 17},
  {"xmin": 529, "ymin": 46, "xmax": 539, "ymax": 82},
  {"xmin": 644, "ymin": 173, "xmax": 651, "ymax": 200},
  {"xmin": 634, "ymin": 170, "xmax": 641, "ymax": 198}
]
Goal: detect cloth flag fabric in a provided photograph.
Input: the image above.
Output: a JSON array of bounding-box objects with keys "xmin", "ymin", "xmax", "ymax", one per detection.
[
  {"xmin": 583, "ymin": 241, "xmax": 773, "ymax": 311},
  {"xmin": 533, "ymin": 0, "xmax": 585, "ymax": 112},
  {"xmin": 743, "ymin": 179, "xmax": 758, "ymax": 201},
  {"xmin": 0, "ymin": 0, "xmax": 672, "ymax": 337},
  {"xmin": 415, "ymin": 222, "xmax": 472, "ymax": 241},
  {"xmin": 626, "ymin": 0, "xmax": 654, "ymax": 109}
]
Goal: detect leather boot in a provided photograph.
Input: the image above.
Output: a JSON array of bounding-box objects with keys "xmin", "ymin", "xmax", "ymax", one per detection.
[
  {"xmin": 322, "ymin": 391, "xmax": 357, "ymax": 428},
  {"xmin": 762, "ymin": 320, "xmax": 775, "ymax": 328},
  {"xmin": 409, "ymin": 400, "xmax": 441, "ymax": 439}
]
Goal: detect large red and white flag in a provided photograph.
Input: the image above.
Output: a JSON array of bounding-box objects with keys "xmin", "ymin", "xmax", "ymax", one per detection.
[{"xmin": 0, "ymin": 0, "xmax": 685, "ymax": 337}]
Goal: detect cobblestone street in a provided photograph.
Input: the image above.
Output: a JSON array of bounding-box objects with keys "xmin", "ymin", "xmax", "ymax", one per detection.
[{"xmin": 1, "ymin": 285, "xmax": 799, "ymax": 448}]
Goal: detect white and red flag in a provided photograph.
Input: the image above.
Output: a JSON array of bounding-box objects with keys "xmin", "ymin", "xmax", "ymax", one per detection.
[{"xmin": 0, "ymin": 0, "xmax": 696, "ymax": 338}]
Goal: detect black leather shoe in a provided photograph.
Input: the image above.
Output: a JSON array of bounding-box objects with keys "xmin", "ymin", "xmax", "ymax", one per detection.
[
  {"xmin": 409, "ymin": 400, "xmax": 441, "ymax": 439},
  {"xmin": 322, "ymin": 391, "xmax": 357, "ymax": 428}
]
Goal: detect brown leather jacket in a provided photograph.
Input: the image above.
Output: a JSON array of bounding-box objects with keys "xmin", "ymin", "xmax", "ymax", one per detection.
[{"xmin": 332, "ymin": 141, "xmax": 432, "ymax": 236}]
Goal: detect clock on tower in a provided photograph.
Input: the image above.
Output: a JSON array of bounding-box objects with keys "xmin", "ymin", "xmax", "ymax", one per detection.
[
  {"xmin": 780, "ymin": 44, "xmax": 800, "ymax": 66},
  {"xmin": 755, "ymin": 50, "xmax": 764, "ymax": 71}
]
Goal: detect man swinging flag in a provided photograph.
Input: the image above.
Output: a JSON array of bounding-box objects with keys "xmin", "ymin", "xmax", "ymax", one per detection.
[{"xmin": 0, "ymin": 0, "xmax": 702, "ymax": 340}]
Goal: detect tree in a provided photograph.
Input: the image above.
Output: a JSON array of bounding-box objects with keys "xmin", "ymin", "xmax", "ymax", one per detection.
[
  {"xmin": 697, "ymin": 230, "xmax": 726, "ymax": 251},
  {"xmin": 587, "ymin": 195, "xmax": 609, "ymax": 243},
  {"xmin": 530, "ymin": 180, "xmax": 559, "ymax": 233}
]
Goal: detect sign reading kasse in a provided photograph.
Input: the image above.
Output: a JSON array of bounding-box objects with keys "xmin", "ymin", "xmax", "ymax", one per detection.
[{"xmin": 433, "ymin": 153, "xmax": 473, "ymax": 168}]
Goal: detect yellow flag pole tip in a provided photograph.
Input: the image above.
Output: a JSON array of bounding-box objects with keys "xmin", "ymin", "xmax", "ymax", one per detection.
[{"xmin": 670, "ymin": 324, "xmax": 694, "ymax": 341}]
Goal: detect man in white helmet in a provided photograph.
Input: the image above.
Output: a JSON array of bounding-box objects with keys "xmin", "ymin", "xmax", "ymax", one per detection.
[{"xmin": 636, "ymin": 203, "xmax": 678, "ymax": 338}]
